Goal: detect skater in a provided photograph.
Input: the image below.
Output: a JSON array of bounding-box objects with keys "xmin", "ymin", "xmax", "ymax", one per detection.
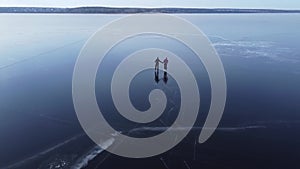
[
  {"xmin": 163, "ymin": 57, "xmax": 168, "ymax": 72},
  {"xmin": 154, "ymin": 57, "xmax": 162, "ymax": 71}
]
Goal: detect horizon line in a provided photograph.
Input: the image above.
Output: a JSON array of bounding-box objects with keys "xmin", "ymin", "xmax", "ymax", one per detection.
[{"xmin": 0, "ymin": 6, "xmax": 300, "ymax": 11}]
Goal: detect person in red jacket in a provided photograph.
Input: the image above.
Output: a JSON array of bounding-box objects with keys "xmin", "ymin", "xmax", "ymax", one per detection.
[{"xmin": 163, "ymin": 57, "xmax": 168, "ymax": 72}]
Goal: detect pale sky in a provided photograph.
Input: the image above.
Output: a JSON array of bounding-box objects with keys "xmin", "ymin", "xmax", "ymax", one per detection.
[{"xmin": 0, "ymin": 0, "xmax": 299, "ymax": 9}]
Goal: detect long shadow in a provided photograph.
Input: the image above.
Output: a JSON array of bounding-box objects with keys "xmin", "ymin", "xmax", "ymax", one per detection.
[{"xmin": 154, "ymin": 70, "xmax": 168, "ymax": 84}]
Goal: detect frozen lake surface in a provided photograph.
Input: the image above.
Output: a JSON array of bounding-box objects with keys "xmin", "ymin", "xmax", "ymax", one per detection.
[{"xmin": 0, "ymin": 14, "xmax": 300, "ymax": 169}]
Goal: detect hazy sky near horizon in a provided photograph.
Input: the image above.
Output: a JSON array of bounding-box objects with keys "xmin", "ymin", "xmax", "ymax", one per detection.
[{"xmin": 0, "ymin": 0, "xmax": 300, "ymax": 9}]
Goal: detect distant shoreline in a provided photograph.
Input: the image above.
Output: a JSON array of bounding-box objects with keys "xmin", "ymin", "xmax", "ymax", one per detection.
[{"xmin": 1, "ymin": 7, "xmax": 300, "ymax": 14}]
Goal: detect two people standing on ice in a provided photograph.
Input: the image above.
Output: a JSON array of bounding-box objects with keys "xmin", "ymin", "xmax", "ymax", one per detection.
[
  {"xmin": 154, "ymin": 57, "xmax": 168, "ymax": 83},
  {"xmin": 155, "ymin": 57, "xmax": 168, "ymax": 72}
]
